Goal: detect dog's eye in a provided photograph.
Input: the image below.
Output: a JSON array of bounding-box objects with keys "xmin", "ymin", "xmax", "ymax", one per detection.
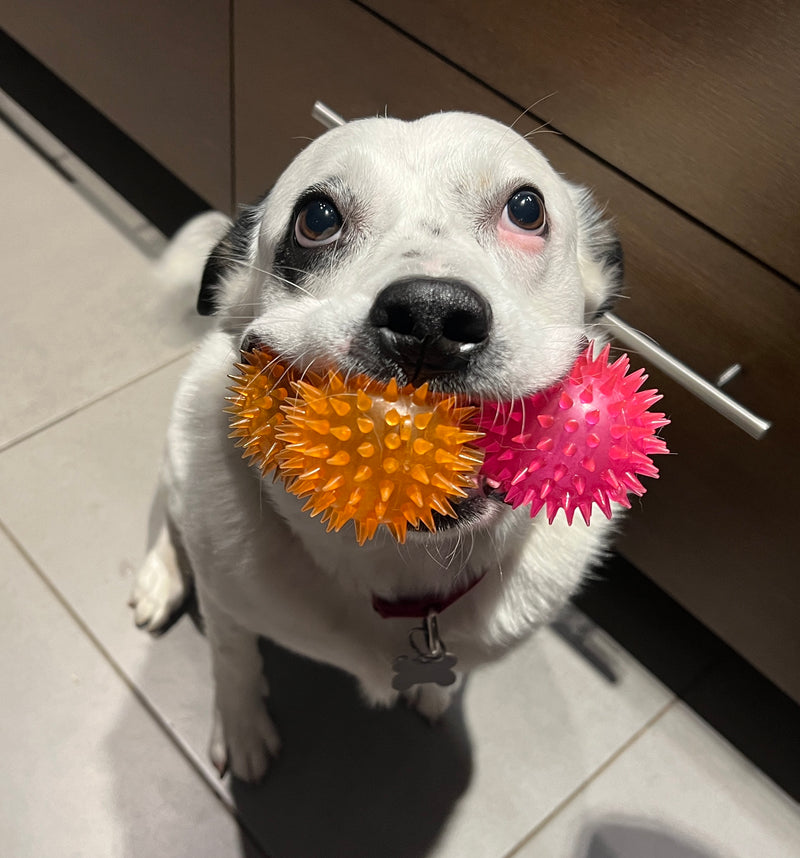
[
  {"xmin": 295, "ymin": 198, "xmax": 343, "ymax": 247},
  {"xmin": 503, "ymin": 189, "xmax": 547, "ymax": 234}
]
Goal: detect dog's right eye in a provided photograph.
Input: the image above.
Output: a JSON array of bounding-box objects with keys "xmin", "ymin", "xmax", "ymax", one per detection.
[{"xmin": 295, "ymin": 198, "xmax": 343, "ymax": 247}]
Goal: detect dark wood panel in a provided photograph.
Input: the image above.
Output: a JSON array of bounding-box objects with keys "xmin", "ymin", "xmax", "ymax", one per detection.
[
  {"xmin": 237, "ymin": 0, "xmax": 800, "ymax": 700},
  {"xmin": 364, "ymin": 0, "xmax": 800, "ymax": 284},
  {"xmin": 3, "ymin": 0, "xmax": 232, "ymax": 210},
  {"xmin": 235, "ymin": 0, "xmax": 525, "ymax": 200}
]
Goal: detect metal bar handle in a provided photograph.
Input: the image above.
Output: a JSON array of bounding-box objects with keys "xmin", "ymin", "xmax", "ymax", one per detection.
[
  {"xmin": 602, "ymin": 313, "xmax": 771, "ymax": 440},
  {"xmin": 310, "ymin": 102, "xmax": 772, "ymax": 440},
  {"xmin": 311, "ymin": 101, "xmax": 346, "ymax": 129}
]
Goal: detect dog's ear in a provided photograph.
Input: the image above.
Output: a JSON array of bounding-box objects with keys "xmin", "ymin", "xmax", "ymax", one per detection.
[
  {"xmin": 197, "ymin": 196, "xmax": 267, "ymax": 316},
  {"xmin": 568, "ymin": 184, "xmax": 624, "ymax": 321}
]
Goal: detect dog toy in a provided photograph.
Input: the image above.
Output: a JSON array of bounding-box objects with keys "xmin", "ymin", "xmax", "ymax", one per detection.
[
  {"xmin": 475, "ymin": 343, "xmax": 670, "ymax": 525},
  {"xmin": 226, "ymin": 350, "xmax": 294, "ymax": 475},
  {"xmin": 226, "ymin": 342, "xmax": 669, "ymax": 540},
  {"xmin": 226, "ymin": 351, "xmax": 484, "ymax": 543},
  {"xmin": 278, "ymin": 373, "xmax": 483, "ymax": 544}
]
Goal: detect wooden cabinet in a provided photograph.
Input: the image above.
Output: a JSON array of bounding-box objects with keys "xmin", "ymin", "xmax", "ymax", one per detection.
[
  {"xmin": 6, "ymin": 0, "xmax": 799, "ymax": 701},
  {"xmin": 2, "ymin": 0, "xmax": 233, "ymax": 210},
  {"xmin": 364, "ymin": 0, "xmax": 800, "ymax": 284}
]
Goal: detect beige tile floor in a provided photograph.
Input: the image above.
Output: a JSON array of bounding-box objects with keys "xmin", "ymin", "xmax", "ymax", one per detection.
[{"xmin": 1, "ymin": 100, "xmax": 798, "ymax": 858}]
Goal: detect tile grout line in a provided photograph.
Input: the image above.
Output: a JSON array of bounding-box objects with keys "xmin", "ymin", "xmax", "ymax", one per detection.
[
  {"xmin": 499, "ymin": 695, "xmax": 678, "ymax": 858},
  {"xmin": 0, "ymin": 348, "xmax": 196, "ymax": 456},
  {"xmin": 0, "ymin": 517, "xmax": 272, "ymax": 858}
]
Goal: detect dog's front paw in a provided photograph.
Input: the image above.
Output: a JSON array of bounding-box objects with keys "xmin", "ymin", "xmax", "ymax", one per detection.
[
  {"xmin": 209, "ymin": 702, "xmax": 282, "ymax": 784},
  {"xmin": 129, "ymin": 527, "xmax": 189, "ymax": 633}
]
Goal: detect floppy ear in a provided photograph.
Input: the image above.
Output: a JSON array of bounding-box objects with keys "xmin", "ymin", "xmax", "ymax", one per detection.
[
  {"xmin": 197, "ymin": 197, "xmax": 267, "ymax": 315},
  {"xmin": 568, "ymin": 184, "xmax": 624, "ymax": 321}
]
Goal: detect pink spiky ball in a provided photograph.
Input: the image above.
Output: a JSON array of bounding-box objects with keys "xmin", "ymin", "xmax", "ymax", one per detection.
[{"xmin": 475, "ymin": 343, "xmax": 670, "ymax": 525}]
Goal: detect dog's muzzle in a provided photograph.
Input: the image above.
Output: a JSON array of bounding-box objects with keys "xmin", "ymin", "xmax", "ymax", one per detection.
[{"xmin": 365, "ymin": 276, "xmax": 492, "ymax": 384}]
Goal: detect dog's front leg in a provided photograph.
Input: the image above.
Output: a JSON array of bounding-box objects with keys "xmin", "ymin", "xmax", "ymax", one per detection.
[
  {"xmin": 203, "ymin": 600, "xmax": 281, "ymax": 783},
  {"xmin": 403, "ymin": 676, "xmax": 464, "ymax": 722}
]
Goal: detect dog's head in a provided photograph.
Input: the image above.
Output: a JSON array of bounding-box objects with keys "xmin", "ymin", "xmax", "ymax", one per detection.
[{"xmin": 202, "ymin": 112, "xmax": 622, "ymax": 535}]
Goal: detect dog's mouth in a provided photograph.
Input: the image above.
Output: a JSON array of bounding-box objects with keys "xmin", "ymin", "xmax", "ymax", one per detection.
[{"xmin": 417, "ymin": 474, "xmax": 507, "ymax": 535}]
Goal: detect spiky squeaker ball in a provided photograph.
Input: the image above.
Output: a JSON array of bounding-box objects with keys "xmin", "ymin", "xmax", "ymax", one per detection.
[
  {"xmin": 226, "ymin": 350, "xmax": 293, "ymax": 475},
  {"xmin": 279, "ymin": 374, "xmax": 485, "ymax": 544},
  {"xmin": 475, "ymin": 344, "xmax": 670, "ymax": 525},
  {"xmin": 226, "ymin": 351, "xmax": 484, "ymax": 543}
]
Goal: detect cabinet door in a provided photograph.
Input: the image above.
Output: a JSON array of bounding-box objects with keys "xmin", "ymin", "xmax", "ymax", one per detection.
[
  {"xmin": 549, "ymin": 143, "xmax": 800, "ymax": 702},
  {"xmin": 3, "ymin": 0, "xmax": 232, "ymax": 211},
  {"xmin": 235, "ymin": 0, "xmax": 800, "ymax": 701},
  {"xmin": 365, "ymin": 0, "xmax": 800, "ymax": 284}
]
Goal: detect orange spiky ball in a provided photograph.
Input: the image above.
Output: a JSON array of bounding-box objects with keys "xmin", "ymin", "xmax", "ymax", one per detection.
[
  {"xmin": 225, "ymin": 350, "xmax": 295, "ymax": 475},
  {"xmin": 226, "ymin": 352, "xmax": 485, "ymax": 543},
  {"xmin": 280, "ymin": 373, "xmax": 484, "ymax": 544}
]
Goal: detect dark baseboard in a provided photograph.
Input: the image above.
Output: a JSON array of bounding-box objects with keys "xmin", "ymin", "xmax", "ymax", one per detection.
[{"xmin": 3, "ymin": 24, "xmax": 797, "ymax": 804}]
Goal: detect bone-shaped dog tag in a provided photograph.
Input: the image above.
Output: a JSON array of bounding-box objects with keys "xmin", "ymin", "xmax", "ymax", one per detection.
[{"xmin": 391, "ymin": 612, "xmax": 458, "ymax": 691}]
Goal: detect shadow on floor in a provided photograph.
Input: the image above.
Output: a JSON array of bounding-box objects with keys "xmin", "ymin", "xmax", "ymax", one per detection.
[
  {"xmin": 574, "ymin": 818, "xmax": 723, "ymax": 858},
  {"xmin": 137, "ymin": 489, "xmax": 470, "ymax": 857},
  {"xmin": 231, "ymin": 638, "xmax": 473, "ymax": 858}
]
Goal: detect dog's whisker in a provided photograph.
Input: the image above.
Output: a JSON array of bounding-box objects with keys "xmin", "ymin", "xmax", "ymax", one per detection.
[
  {"xmin": 444, "ymin": 526, "xmax": 464, "ymax": 569},
  {"xmin": 229, "ymin": 260, "xmax": 317, "ymax": 300},
  {"xmin": 273, "ymin": 263, "xmax": 315, "ymax": 278},
  {"xmin": 423, "ymin": 541, "xmax": 453, "ymax": 571},
  {"xmin": 466, "ymin": 529, "xmax": 477, "ymax": 569},
  {"xmin": 488, "ymin": 528, "xmax": 505, "ymax": 584},
  {"xmin": 489, "ymin": 94, "xmax": 559, "ymax": 167},
  {"xmin": 506, "ymin": 92, "xmax": 559, "ymax": 132},
  {"xmin": 523, "ymin": 127, "xmax": 563, "ymax": 139},
  {"xmin": 262, "ymin": 270, "xmax": 316, "ymax": 300}
]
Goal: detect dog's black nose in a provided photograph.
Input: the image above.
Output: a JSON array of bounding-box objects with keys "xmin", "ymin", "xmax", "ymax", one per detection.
[{"xmin": 368, "ymin": 277, "xmax": 492, "ymax": 380}]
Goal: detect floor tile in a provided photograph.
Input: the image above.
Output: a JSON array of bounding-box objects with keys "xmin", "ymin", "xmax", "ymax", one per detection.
[
  {"xmin": 0, "ymin": 357, "xmax": 221, "ymax": 769},
  {"xmin": 0, "ymin": 357, "xmax": 673, "ymax": 858},
  {"xmin": 0, "ymin": 528, "xmax": 258, "ymax": 857},
  {"xmin": 513, "ymin": 701, "xmax": 800, "ymax": 858},
  {"xmin": 438, "ymin": 624, "xmax": 672, "ymax": 858},
  {"xmin": 0, "ymin": 119, "xmax": 208, "ymax": 450}
]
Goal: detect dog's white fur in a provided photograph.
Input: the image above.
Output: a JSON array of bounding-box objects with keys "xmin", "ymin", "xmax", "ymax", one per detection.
[{"xmin": 130, "ymin": 113, "xmax": 622, "ymax": 782}]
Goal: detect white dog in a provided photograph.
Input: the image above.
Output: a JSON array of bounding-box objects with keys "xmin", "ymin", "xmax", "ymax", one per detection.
[{"xmin": 130, "ymin": 112, "xmax": 623, "ymax": 782}]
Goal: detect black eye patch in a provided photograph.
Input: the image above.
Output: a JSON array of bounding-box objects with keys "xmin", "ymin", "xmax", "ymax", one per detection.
[
  {"xmin": 273, "ymin": 183, "xmax": 351, "ymax": 289},
  {"xmin": 197, "ymin": 199, "xmax": 265, "ymax": 315}
]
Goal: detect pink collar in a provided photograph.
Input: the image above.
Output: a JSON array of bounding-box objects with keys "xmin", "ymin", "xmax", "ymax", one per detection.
[{"xmin": 371, "ymin": 571, "xmax": 487, "ymax": 619}]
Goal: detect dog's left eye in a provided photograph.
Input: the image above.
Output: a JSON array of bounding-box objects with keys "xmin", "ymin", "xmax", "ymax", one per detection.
[
  {"xmin": 295, "ymin": 198, "xmax": 343, "ymax": 247},
  {"xmin": 501, "ymin": 188, "xmax": 547, "ymax": 234}
]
